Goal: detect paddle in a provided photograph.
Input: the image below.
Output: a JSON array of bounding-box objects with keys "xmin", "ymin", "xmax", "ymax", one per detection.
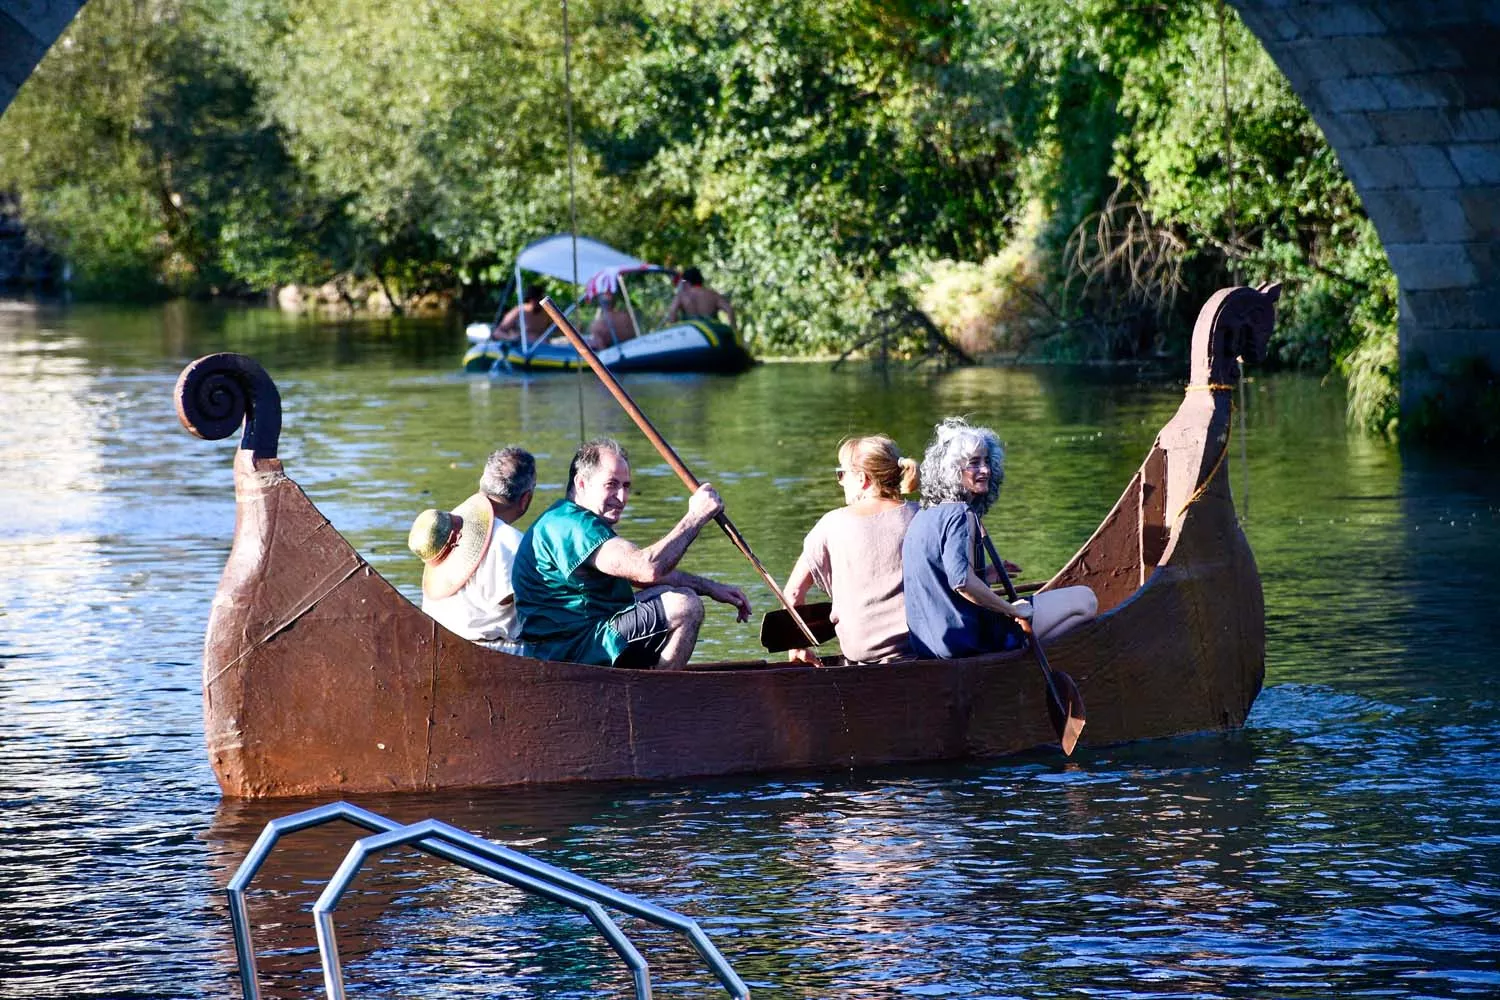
[
  {"xmin": 538, "ymin": 296, "xmax": 822, "ymax": 648},
  {"xmin": 981, "ymin": 533, "xmax": 1086, "ymax": 756},
  {"xmin": 760, "ymin": 601, "xmax": 837, "ymax": 653}
]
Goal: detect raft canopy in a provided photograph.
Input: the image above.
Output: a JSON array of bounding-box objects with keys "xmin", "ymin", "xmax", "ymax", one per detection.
[{"xmin": 516, "ymin": 235, "xmax": 644, "ymax": 285}]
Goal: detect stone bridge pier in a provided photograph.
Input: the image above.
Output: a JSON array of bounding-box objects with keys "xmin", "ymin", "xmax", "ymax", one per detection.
[
  {"xmin": 4, "ymin": 0, "xmax": 1500, "ymax": 433},
  {"xmin": 1227, "ymin": 1, "xmax": 1498, "ymax": 433}
]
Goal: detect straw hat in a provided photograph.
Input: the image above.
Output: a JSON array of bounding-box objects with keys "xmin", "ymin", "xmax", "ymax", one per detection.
[{"xmin": 407, "ymin": 492, "xmax": 495, "ymax": 600}]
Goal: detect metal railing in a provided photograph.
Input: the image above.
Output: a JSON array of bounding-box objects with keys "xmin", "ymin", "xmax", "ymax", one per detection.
[{"xmin": 225, "ymin": 801, "xmax": 749, "ymax": 1000}]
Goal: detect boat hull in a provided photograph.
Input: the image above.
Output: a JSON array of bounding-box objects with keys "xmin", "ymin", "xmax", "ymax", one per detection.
[
  {"xmin": 202, "ymin": 437, "xmax": 1261, "ymax": 799},
  {"xmin": 463, "ymin": 319, "xmax": 752, "ymax": 375}
]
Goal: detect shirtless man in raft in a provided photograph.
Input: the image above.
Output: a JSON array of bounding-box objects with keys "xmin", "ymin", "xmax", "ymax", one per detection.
[{"xmin": 667, "ymin": 267, "xmax": 736, "ymax": 331}]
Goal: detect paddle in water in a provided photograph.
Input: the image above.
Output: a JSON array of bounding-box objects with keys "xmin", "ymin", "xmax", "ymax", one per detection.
[
  {"xmin": 981, "ymin": 534, "xmax": 1086, "ymax": 755},
  {"xmin": 538, "ymin": 297, "xmax": 822, "ymax": 650}
]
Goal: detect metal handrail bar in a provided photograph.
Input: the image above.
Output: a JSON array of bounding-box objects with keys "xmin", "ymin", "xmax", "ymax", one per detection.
[
  {"xmin": 315, "ymin": 818, "xmax": 750, "ymax": 1000},
  {"xmin": 311, "ymin": 820, "xmax": 650, "ymax": 1000},
  {"xmin": 225, "ymin": 803, "xmax": 649, "ymax": 1000},
  {"xmin": 224, "ymin": 802, "xmax": 748, "ymax": 1000}
]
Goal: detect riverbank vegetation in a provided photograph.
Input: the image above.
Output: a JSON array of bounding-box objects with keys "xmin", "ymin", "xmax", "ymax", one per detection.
[{"xmin": 0, "ymin": 0, "xmax": 1398, "ymax": 431}]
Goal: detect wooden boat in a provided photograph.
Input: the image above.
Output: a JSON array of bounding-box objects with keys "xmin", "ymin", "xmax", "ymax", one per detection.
[
  {"xmin": 461, "ymin": 235, "xmax": 753, "ymax": 375},
  {"xmin": 177, "ymin": 284, "xmax": 1277, "ymax": 798}
]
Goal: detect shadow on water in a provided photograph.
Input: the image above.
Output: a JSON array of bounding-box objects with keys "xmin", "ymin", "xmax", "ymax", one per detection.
[{"xmin": 3, "ymin": 302, "xmax": 1499, "ymax": 998}]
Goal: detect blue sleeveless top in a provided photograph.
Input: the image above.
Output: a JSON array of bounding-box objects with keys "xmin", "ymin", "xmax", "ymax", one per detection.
[{"xmin": 901, "ymin": 502, "xmax": 1024, "ymax": 659}]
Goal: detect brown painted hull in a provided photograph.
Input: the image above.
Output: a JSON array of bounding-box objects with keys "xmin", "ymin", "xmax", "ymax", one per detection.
[{"xmin": 190, "ymin": 287, "xmax": 1275, "ymax": 797}]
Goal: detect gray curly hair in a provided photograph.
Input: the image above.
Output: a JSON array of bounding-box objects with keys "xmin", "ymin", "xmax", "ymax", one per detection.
[
  {"xmin": 480, "ymin": 446, "xmax": 536, "ymax": 503},
  {"xmin": 918, "ymin": 417, "xmax": 1005, "ymax": 516}
]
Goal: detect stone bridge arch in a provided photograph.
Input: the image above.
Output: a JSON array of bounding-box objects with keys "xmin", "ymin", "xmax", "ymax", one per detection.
[
  {"xmin": 1227, "ymin": 1, "xmax": 1500, "ymax": 432},
  {"xmin": 4, "ymin": 0, "xmax": 1499, "ymax": 430}
]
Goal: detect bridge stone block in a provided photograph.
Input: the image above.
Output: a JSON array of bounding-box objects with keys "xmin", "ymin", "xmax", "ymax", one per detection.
[
  {"xmin": 1453, "ymin": 109, "xmax": 1500, "ymax": 142},
  {"xmin": 1367, "ymin": 109, "xmax": 1455, "ymax": 145},
  {"xmin": 1305, "ymin": 4, "xmax": 1386, "ymax": 37},
  {"xmin": 1401, "ymin": 145, "xmax": 1460, "ymax": 187},
  {"xmin": 1383, "ymin": 243, "xmax": 1476, "ymax": 291},
  {"xmin": 1449, "ymin": 144, "xmax": 1500, "ymax": 185},
  {"xmin": 1404, "ymin": 285, "xmax": 1500, "ymax": 332},
  {"xmin": 1315, "ymin": 110, "xmax": 1378, "ymax": 150},
  {"xmin": 1283, "ymin": 38, "xmax": 1351, "ymax": 80},
  {"xmin": 1344, "ymin": 145, "xmax": 1417, "ymax": 189},
  {"xmin": 1318, "ymin": 75, "xmax": 1388, "ymax": 113},
  {"xmin": 1363, "ymin": 189, "xmax": 1478, "ymax": 244},
  {"xmin": 1340, "ymin": 36, "xmax": 1417, "ymax": 76},
  {"xmin": 1459, "ymin": 187, "xmax": 1500, "ymax": 235},
  {"xmin": 1375, "ymin": 72, "xmax": 1463, "ymax": 110}
]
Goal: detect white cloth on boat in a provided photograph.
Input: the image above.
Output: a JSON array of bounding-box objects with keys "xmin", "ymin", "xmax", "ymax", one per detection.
[
  {"xmin": 582, "ymin": 264, "xmax": 653, "ymax": 302},
  {"xmin": 421, "ymin": 518, "xmax": 525, "ymax": 646}
]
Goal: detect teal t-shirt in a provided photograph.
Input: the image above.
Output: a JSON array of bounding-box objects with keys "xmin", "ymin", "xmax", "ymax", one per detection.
[{"xmin": 513, "ymin": 499, "xmax": 635, "ymax": 665}]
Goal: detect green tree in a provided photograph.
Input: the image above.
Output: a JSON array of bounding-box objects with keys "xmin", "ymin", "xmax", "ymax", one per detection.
[{"xmin": 594, "ymin": 0, "xmax": 1026, "ymax": 352}]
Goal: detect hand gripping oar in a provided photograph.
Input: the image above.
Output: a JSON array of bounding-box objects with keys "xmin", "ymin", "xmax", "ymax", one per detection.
[
  {"xmin": 538, "ymin": 296, "xmax": 822, "ymax": 649},
  {"xmin": 981, "ymin": 533, "xmax": 1086, "ymax": 756}
]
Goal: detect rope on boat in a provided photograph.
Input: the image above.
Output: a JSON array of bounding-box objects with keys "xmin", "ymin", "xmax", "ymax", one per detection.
[
  {"xmin": 1171, "ymin": 440, "xmax": 1230, "ymax": 531},
  {"xmin": 1237, "ymin": 359, "xmax": 1249, "ymax": 520},
  {"xmin": 1177, "ymin": 379, "xmax": 1247, "ymax": 525}
]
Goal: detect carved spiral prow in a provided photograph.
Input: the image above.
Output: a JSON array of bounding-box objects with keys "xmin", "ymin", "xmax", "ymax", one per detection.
[
  {"xmin": 1190, "ymin": 282, "xmax": 1282, "ymax": 386},
  {"xmin": 175, "ymin": 353, "xmax": 282, "ymax": 459}
]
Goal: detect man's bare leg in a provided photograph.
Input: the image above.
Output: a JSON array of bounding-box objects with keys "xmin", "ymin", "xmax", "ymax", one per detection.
[{"xmin": 653, "ymin": 586, "xmax": 704, "ymax": 670}]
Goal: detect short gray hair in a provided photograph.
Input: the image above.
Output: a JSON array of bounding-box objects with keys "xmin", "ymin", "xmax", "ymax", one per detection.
[
  {"xmin": 919, "ymin": 417, "xmax": 1005, "ymax": 516},
  {"xmin": 480, "ymin": 447, "xmax": 536, "ymax": 502},
  {"xmin": 567, "ymin": 438, "xmax": 629, "ymax": 499}
]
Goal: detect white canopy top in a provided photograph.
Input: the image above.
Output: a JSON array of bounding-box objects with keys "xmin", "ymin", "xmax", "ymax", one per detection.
[{"xmin": 515, "ymin": 235, "xmax": 643, "ymax": 285}]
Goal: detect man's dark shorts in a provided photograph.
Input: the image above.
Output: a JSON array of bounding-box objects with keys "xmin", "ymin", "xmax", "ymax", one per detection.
[{"xmin": 609, "ymin": 594, "xmax": 673, "ymax": 669}]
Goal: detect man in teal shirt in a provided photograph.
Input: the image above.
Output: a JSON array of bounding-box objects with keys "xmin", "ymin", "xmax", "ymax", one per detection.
[{"xmin": 513, "ymin": 438, "xmax": 751, "ymax": 669}]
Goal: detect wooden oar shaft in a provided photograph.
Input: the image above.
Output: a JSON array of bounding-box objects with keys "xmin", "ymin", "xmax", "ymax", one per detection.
[
  {"xmin": 539, "ymin": 296, "xmax": 820, "ymax": 648},
  {"xmin": 982, "ymin": 532, "xmax": 1084, "ymax": 754}
]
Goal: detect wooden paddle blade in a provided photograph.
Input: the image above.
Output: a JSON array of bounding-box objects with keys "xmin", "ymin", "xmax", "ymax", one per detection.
[
  {"xmin": 760, "ymin": 602, "xmax": 837, "ymax": 652},
  {"xmin": 1049, "ymin": 668, "xmax": 1087, "ymax": 756}
]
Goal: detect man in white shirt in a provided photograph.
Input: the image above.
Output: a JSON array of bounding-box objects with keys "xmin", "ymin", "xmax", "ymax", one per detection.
[{"xmin": 407, "ymin": 447, "xmax": 536, "ymax": 652}]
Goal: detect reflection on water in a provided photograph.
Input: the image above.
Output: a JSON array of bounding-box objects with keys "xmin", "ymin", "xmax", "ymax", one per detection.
[{"xmin": 2, "ymin": 301, "xmax": 1498, "ymax": 998}]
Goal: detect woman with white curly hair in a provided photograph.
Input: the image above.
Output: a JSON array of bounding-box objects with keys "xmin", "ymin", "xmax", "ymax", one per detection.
[{"xmin": 901, "ymin": 417, "xmax": 1097, "ymax": 659}]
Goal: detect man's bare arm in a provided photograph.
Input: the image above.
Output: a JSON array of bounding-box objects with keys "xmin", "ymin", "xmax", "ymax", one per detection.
[
  {"xmin": 658, "ymin": 569, "xmax": 752, "ymax": 621},
  {"xmin": 587, "ymin": 484, "xmax": 723, "ymax": 584},
  {"xmin": 590, "ymin": 521, "xmax": 700, "ymax": 585}
]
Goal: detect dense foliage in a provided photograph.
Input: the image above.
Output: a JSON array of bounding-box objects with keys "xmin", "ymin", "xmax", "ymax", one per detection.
[{"xmin": 0, "ymin": 0, "xmax": 1398, "ymax": 429}]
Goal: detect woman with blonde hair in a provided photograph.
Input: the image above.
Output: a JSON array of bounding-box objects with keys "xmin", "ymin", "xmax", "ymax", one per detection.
[
  {"xmin": 783, "ymin": 435, "xmax": 921, "ymax": 665},
  {"xmin": 902, "ymin": 417, "xmax": 1097, "ymax": 660}
]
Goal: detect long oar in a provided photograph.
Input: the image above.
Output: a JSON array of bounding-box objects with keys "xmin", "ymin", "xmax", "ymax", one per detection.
[
  {"xmin": 538, "ymin": 296, "xmax": 821, "ymax": 649},
  {"xmin": 981, "ymin": 534, "xmax": 1086, "ymax": 756}
]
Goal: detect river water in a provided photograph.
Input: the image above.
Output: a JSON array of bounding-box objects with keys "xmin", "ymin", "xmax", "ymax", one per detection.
[{"xmin": 1, "ymin": 300, "xmax": 1497, "ymax": 999}]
